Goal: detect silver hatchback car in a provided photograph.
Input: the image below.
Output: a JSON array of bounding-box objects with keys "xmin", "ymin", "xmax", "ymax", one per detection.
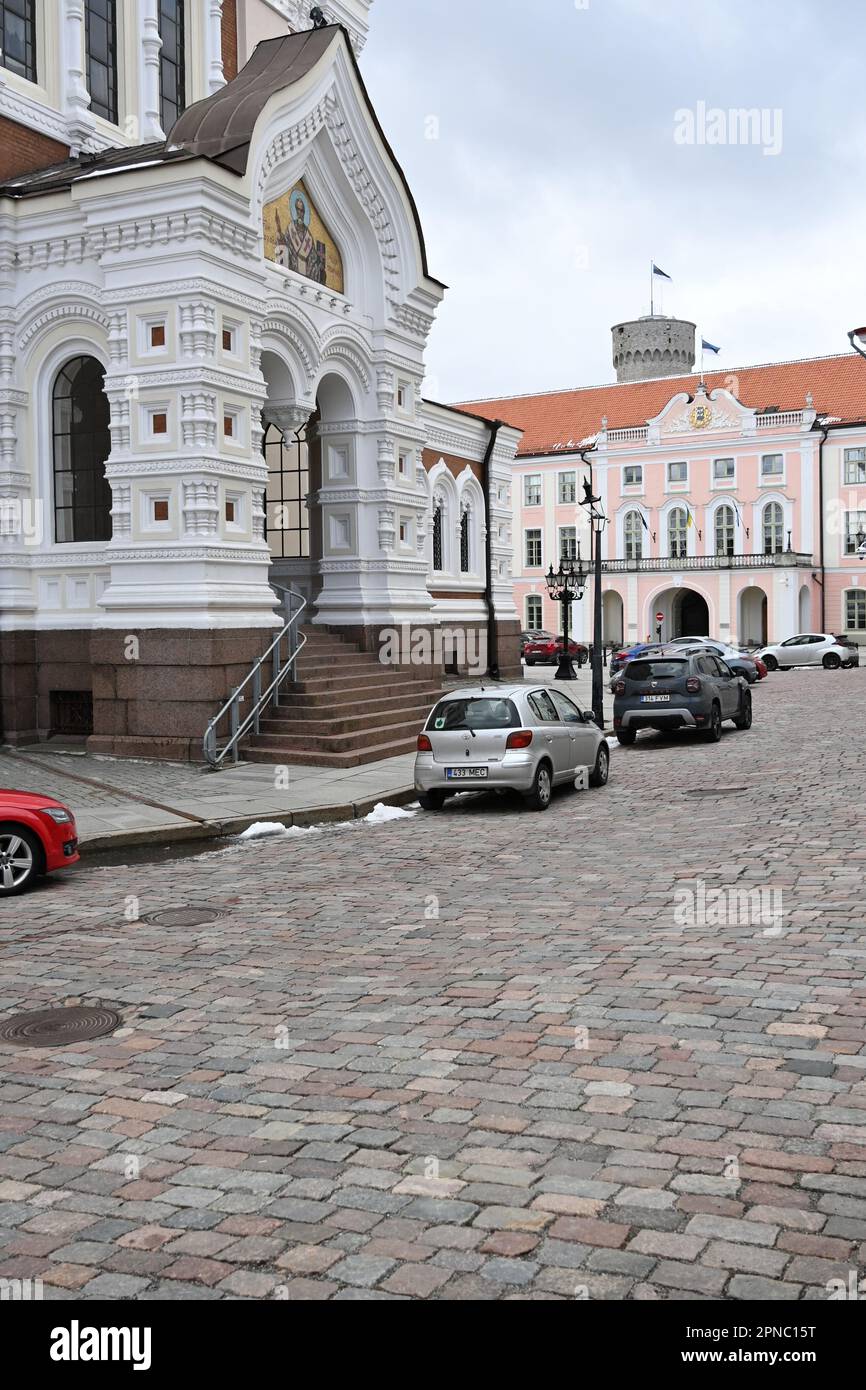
[{"xmin": 414, "ymin": 685, "xmax": 610, "ymax": 812}]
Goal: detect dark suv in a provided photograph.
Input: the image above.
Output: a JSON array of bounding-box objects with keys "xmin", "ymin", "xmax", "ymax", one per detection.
[{"xmin": 612, "ymin": 648, "xmax": 752, "ymax": 745}]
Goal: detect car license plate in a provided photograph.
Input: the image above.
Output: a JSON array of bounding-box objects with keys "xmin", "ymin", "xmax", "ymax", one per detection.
[
  {"xmin": 640, "ymin": 694, "xmax": 670, "ymax": 703},
  {"xmin": 445, "ymin": 767, "xmax": 489, "ymax": 780}
]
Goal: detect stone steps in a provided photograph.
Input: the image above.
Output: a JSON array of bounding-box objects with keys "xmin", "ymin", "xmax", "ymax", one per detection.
[{"xmin": 244, "ymin": 626, "xmax": 444, "ymax": 767}]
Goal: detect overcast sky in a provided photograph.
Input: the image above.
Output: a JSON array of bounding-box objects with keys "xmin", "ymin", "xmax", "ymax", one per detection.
[{"xmin": 362, "ymin": 0, "xmax": 866, "ymax": 404}]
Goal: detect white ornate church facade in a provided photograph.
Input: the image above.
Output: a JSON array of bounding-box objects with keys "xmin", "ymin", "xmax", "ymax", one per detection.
[{"xmin": 0, "ymin": 1, "xmax": 521, "ymax": 756}]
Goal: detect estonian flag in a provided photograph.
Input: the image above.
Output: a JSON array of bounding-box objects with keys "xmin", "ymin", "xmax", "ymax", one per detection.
[
  {"xmin": 639, "ymin": 513, "xmax": 650, "ymax": 533},
  {"xmin": 702, "ymin": 338, "xmax": 721, "ymax": 355},
  {"xmin": 652, "ymin": 263, "xmax": 673, "ymax": 281}
]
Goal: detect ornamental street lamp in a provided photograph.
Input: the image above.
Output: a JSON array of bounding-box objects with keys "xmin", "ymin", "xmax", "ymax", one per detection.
[
  {"xmin": 580, "ymin": 477, "xmax": 609, "ymax": 729},
  {"xmin": 848, "ymin": 327, "xmax": 866, "ymax": 360},
  {"xmin": 545, "ymin": 549, "xmax": 587, "ymax": 680}
]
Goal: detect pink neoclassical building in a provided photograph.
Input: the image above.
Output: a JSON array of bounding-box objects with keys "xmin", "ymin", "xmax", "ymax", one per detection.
[{"xmin": 463, "ymin": 323, "xmax": 866, "ymax": 650}]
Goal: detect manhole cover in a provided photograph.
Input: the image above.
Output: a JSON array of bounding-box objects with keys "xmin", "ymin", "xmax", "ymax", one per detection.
[
  {"xmin": 142, "ymin": 906, "xmax": 224, "ymax": 928},
  {"xmin": 684, "ymin": 788, "xmax": 748, "ymax": 798},
  {"xmin": 0, "ymin": 1006, "xmax": 123, "ymax": 1048}
]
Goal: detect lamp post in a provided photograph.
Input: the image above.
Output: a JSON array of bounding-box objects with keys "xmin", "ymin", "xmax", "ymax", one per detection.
[
  {"xmin": 848, "ymin": 327, "xmax": 866, "ymax": 360},
  {"xmin": 581, "ymin": 478, "xmax": 609, "ymax": 729},
  {"xmin": 545, "ymin": 550, "xmax": 586, "ymax": 680}
]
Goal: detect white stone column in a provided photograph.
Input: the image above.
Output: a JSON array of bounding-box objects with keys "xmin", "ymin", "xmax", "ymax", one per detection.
[
  {"xmin": 140, "ymin": 0, "xmax": 165, "ymax": 141},
  {"xmin": 62, "ymin": 0, "xmax": 94, "ymax": 152},
  {"xmin": 206, "ymin": 0, "xmax": 226, "ymax": 94}
]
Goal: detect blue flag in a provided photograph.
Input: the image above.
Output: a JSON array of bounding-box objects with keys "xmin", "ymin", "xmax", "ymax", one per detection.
[
  {"xmin": 702, "ymin": 338, "xmax": 721, "ymax": 354},
  {"xmin": 652, "ymin": 263, "xmax": 673, "ymax": 281}
]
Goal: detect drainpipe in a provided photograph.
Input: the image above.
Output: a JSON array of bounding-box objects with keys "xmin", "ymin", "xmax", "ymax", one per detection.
[
  {"xmin": 817, "ymin": 421, "xmax": 829, "ymax": 632},
  {"xmin": 483, "ymin": 419, "xmax": 504, "ymax": 678}
]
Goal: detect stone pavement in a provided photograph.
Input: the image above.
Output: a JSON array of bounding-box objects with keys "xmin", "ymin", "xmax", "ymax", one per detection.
[
  {"xmin": 0, "ymin": 747, "xmax": 417, "ymax": 849},
  {"xmin": 0, "ymin": 667, "xmax": 864, "ymax": 1301}
]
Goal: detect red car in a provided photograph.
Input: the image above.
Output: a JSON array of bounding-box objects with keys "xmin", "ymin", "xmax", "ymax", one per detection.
[
  {"xmin": 0, "ymin": 791, "xmax": 79, "ymax": 896},
  {"xmin": 754, "ymin": 657, "xmax": 768, "ymax": 680},
  {"xmin": 523, "ymin": 636, "xmax": 588, "ymax": 667}
]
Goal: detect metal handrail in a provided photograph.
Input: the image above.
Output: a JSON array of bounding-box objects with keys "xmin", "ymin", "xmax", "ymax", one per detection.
[{"xmin": 203, "ymin": 585, "xmax": 307, "ymax": 769}]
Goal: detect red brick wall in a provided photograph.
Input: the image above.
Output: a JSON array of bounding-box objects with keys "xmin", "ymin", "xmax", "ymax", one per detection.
[
  {"xmin": 0, "ymin": 116, "xmax": 68, "ymax": 181},
  {"xmin": 222, "ymin": 0, "xmax": 239, "ymax": 81}
]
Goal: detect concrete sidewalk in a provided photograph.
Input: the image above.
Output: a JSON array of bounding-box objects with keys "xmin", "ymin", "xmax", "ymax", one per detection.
[{"xmin": 0, "ymin": 746, "xmax": 417, "ymax": 852}]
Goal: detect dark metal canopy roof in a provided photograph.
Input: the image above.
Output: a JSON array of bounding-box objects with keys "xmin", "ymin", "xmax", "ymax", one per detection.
[{"xmin": 167, "ymin": 27, "xmax": 339, "ymax": 173}]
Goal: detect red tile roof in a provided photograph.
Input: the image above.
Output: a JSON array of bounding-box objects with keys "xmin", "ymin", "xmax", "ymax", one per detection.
[{"xmin": 457, "ymin": 353, "xmax": 866, "ymax": 456}]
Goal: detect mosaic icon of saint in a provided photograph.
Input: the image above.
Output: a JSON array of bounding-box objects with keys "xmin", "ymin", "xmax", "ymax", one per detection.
[{"xmin": 275, "ymin": 189, "xmax": 327, "ymax": 284}]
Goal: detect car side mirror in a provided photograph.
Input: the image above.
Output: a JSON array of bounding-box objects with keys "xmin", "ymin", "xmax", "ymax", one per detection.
[{"xmin": 584, "ymin": 710, "xmax": 597, "ymax": 724}]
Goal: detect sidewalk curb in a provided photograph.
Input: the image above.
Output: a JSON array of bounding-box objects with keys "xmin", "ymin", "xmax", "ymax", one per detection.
[{"xmin": 76, "ymin": 786, "xmax": 419, "ymax": 856}]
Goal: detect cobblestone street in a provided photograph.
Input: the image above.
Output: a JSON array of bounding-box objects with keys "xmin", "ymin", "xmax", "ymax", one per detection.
[{"xmin": 1, "ymin": 668, "xmax": 865, "ymax": 1302}]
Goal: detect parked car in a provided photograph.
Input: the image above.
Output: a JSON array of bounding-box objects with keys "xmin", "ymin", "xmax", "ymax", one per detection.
[
  {"xmin": 756, "ymin": 633, "xmax": 860, "ymax": 671},
  {"xmin": 0, "ymin": 791, "xmax": 79, "ymax": 896},
  {"xmin": 609, "ymin": 642, "xmax": 654, "ymax": 678},
  {"xmin": 415, "ymin": 686, "xmax": 610, "ymax": 812},
  {"xmin": 523, "ymin": 636, "xmax": 588, "ymax": 666},
  {"xmin": 609, "ymin": 644, "xmax": 668, "ymax": 691},
  {"xmin": 675, "ymin": 640, "xmax": 763, "ymax": 684},
  {"xmin": 613, "ymin": 649, "xmax": 752, "ymax": 745},
  {"xmin": 519, "ymin": 629, "xmax": 555, "ymax": 655}
]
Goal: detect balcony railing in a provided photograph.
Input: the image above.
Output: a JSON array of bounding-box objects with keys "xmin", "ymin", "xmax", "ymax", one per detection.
[
  {"xmin": 600, "ymin": 552, "xmax": 814, "ymax": 573},
  {"xmin": 756, "ymin": 411, "xmax": 804, "ymax": 428}
]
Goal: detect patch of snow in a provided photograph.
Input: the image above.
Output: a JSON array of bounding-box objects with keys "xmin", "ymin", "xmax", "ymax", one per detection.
[
  {"xmin": 239, "ymin": 822, "xmax": 290, "ymax": 839},
  {"xmin": 364, "ymin": 802, "xmax": 417, "ymax": 824}
]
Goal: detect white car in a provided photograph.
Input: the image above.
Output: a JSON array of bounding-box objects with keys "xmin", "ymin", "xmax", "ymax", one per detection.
[
  {"xmin": 414, "ymin": 685, "xmax": 610, "ymax": 812},
  {"xmin": 756, "ymin": 633, "xmax": 860, "ymax": 671}
]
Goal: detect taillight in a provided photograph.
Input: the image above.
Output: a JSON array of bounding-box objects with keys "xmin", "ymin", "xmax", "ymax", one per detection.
[
  {"xmin": 417, "ymin": 733, "xmax": 432, "ymax": 752},
  {"xmin": 686, "ymin": 677, "xmax": 701, "ymax": 693},
  {"xmin": 613, "ymin": 680, "xmax": 625, "ymax": 694},
  {"xmin": 506, "ymin": 730, "xmax": 534, "ymax": 750}
]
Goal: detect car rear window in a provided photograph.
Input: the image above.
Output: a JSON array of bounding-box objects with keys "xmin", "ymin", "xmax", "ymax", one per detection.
[
  {"xmin": 626, "ymin": 660, "xmax": 688, "ymax": 680},
  {"xmin": 426, "ymin": 697, "xmax": 521, "ymax": 731}
]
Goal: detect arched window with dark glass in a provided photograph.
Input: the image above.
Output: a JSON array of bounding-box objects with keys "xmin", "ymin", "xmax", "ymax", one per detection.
[
  {"xmin": 159, "ymin": 0, "xmax": 186, "ymax": 134},
  {"xmin": 668, "ymin": 507, "xmax": 688, "ymax": 559},
  {"xmin": 53, "ymin": 357, "xmax": 112, "ymax": 543},
  {"xmin": 85, "ymin": 0, "xmax": 118, "ymax": 124},
  {"xmin": 763, "ymin": 501, "xmax": 784, "ymax": 554},
  {"xmin": 432, "ymin": 502, "xmax": 443, "ymax": 572},
  {"xmin": 1, "ymin": 1, "xmax": 37, "ymax": 82},
  {"xmin": 460, "ymin": 508, "xmax": 470, "ymax": 573},
  {"xmin": 715, "ymin": 504, "xmax": 735, "ymax": 557}
]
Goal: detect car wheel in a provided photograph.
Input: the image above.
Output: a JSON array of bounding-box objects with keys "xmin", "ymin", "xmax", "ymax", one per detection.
[
  {"xmin": 733, "ymin": 694, "xmax": 753, "ymax": 730},
  {"xmin": 763, "ymin": 654, "xmax": 778, "ymax": 672},
  {"xmin": 589, "ymin": 744, "xmax": 610, "ymax": 787},
  {"xmin": 702, "ymin": 703, "xmax": 723, "ymax": 742},
  {"xmin": 524, "ymin": 761, "xmax": 553, "ymax": 812},
  {"xmin": 616, "ymin": 729, "xmax": 636, "ymax": 746},
  {"xmin": 419, "ymin": 791, "xmax": 446, "ymax": 812},
  {"xmin": 822, "ymin": 654, "xmax": 842, "ymax": 670},
  {"xmin": 0, "ymin": 824, "xmax": 43, "ymax": 896}
]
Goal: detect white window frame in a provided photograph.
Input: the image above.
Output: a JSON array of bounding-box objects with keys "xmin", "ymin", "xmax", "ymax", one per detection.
[
  {"xmin": 526, "ymin": 594, "xmax": 543, "ymax": 629},
  {"xmin": 558, "ymin": 471, "xmax": 577, "ymax": 504},
  {"xmin": 844, "ymin": 447, "xmax": 866, "ymax": 486},
  {"xmin": 558, "ymin": 525, "xmax": 577, "ymax": 561},
  {"xmin": 524, "ymin": 528, "xmax": 543, "ymax": 568},
  {"xmin": 623, "ymin": 464, "xmax": 643, "ymax": 489},
  {"xmin": 524, "ymin": 474, "xmax": 542, "ymax": 508},
  {"xmin": 845, "ymin": 588, "xmax": 866, "ymax": 631},
  {"xmin": 667, "ymin": 460, "xmax": 688, "ymax": 489},
  {"xmin": 760, "ymin": 453, "xmax": 784, "ymax": 483},
  {"xmin": 712, "ymin": 456, "xmax": 737, "ymax": 488}
]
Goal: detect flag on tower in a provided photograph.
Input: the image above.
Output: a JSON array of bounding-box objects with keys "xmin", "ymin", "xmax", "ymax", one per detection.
[
  {"xmin": 652, "ymin": 263, "xmax": 673, "ymax": 281},
  {"xmin": 702, "ymin": 338, "xmax": 721, "ymax": 355}
]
